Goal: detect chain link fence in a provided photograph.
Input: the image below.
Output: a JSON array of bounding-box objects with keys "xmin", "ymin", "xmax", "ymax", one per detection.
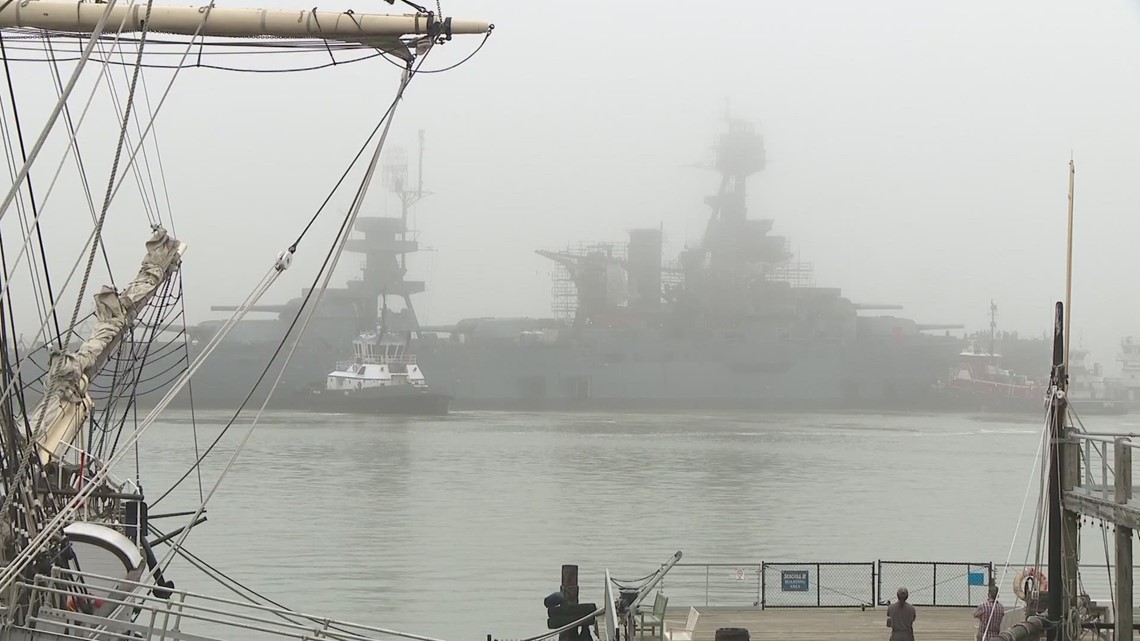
[
  {"xmin": 760, "ymin": 562, "xmax": 875, "ymax": 608},
  {"xmin": 877, "ymin": 561, "xmax": 992, "ymax": 607},
  {"xmin": 653, "ymin": 561, "xmax": 1140, "ymax": 610}
]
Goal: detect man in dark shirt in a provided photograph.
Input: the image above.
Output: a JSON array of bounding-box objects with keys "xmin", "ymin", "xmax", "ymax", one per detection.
[{"xmin": 887, "ymin": 587, "xmax": 917, "ymax": 641}]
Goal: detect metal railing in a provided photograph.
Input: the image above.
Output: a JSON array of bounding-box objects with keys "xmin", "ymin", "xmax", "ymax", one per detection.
[
  {"xmin": 1077, "ymin": 433, "xmax": 1123, "ymax": 499},
  {"xmin": 5, "ymin": 568, "xmax": 448, "ymax": 641},
  {"xmin": 335, "ymin": 355, "xmax": 418, "ymax": 371},
  {"xmin": 656, "ymin": 561, "xmax": 1140, "ymax": 610}
]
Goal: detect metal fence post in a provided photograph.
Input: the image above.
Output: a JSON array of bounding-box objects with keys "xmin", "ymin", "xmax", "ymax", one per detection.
[
  {"xmin": 705, "ymin": 565, "xmax": 709, "ymax": 608},
  {"xmin": 760, "ymin": 563, "xmax": 766, "ymax": 610},
  {"xmin": 754, "ymin": 564, "xmax": 761, "ymax": 608},
  {"xmin": 932, "ymin": 563, "xmax": 938, "ymax": 607},
  {"xmin": 816, "ymin": 563, "xmax": 822, "ymax": 607},
  {"xmin": 873, "ymin": 561, "xmax": 879, "ymax": 607}
]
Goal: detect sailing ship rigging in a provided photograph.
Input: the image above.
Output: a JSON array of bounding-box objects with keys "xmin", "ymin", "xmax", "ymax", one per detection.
[
  {"xmin": 987, "ymin": 161, "xmax": 1140, "ymax": 641},
  {"xmin": 0, "ymin": 2, "xmax": 502, "ymax": 639}
]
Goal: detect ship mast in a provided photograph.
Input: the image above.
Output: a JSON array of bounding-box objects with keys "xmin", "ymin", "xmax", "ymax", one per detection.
[
  {"xmin": 989, "ymin": 300, "xmax": 997, "ymax": 357},
  {"xmin": 380, "ymin": 132, "xmax": 430, "ymax": 337},
  {"xmin": 395, "ymin": 131, "xmax": 430, "ymax": 272},
  {"xmin": 0, "ymin": 2, "xmax": 490, "ymax": 44}
]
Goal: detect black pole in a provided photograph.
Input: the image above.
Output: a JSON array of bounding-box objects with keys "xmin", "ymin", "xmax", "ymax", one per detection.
[{"xmin": 1047, "ymin": 301, "xmax": 1065, "ymax": 641}]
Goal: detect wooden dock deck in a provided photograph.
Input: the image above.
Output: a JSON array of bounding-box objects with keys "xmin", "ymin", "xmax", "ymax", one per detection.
[{"xmin": 653, "ymin": 607, "xmax": 989, "ymax": 641}]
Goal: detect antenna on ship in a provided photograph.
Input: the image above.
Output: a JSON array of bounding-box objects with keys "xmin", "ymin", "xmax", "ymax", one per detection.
[
  {"xmin": 989, "ymin": 300, "xmax": 997, "ymax": 357},
  {"xmin": 382, "ymin": 132, "xmax": 430, "ymax": 271},
  {"xmin": 417, "ymin": 129, "xmax": 426, "ymax": 201},
  {"xmin": 378, "ymin": 132, "xmax": 431, "ymax": 337}
]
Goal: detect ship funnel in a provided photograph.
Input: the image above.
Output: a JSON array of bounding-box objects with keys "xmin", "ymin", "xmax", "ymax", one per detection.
[{"xmin": 628, "ymin": 228, "xmax": 662, "ymax": 308}]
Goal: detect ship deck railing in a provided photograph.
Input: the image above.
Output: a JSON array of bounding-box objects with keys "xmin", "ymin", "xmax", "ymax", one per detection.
[
  {"xmin": 2, "ymin": 568, "xmax": 438, "ymax": 641},
  {"xmin": 337, "ymin": 355, "xmax": 417, "ymax": 370}
]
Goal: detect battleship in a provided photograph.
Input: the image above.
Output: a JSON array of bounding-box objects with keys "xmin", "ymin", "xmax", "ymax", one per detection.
[{"xmin": 119, "ymin": 116, "xmax": 1001, "ymax": 413}]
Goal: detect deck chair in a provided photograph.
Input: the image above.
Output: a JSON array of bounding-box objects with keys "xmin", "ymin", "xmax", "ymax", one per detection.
[
  {"xmin": 664, "ymin": 607, "xmax": 700, "ymax": 641},
  {"xmin": 637, "ymin": 592, "xmax": 668, "ymax": 639}
]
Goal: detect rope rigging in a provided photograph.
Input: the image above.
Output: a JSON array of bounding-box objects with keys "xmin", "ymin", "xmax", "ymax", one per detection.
[
  {"xmin": 0, "ymin": 32, "xmax": 62, "ymax": 347},
  {"xmin": 0, "ymin": 0, "xmax": 122, "ymax": 225},
  {"xmin": 155, "ymin": 47, "xmax": 431, "ymax": 510},
  {"xmin": 0, "ymin": 8, "xmax": 497, "ymax": 634},
  {"xmin": 68, "ymin": 0, "xmax": 156, "ymax": 332}
]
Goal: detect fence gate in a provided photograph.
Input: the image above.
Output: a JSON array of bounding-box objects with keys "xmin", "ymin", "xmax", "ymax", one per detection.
[
  {"xmin": 760, "ymin": 562, "xmax": 875, "ymax": 608},
  {"xmin": 877, "ymin": 561, "xmax": 993, "ymax": 607}
]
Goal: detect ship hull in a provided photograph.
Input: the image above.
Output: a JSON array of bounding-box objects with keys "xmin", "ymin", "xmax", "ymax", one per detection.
[
  {"xmin": 1068, "ymin": 399, "xmax": 1129, "ymax": 416},
  {"xmin": 19, "ymin": 329, "xmax": 1041, "ymax": 415},
  {"xmin": 405, "ymin": 331, "xmax": 961, "ymax": 412}
]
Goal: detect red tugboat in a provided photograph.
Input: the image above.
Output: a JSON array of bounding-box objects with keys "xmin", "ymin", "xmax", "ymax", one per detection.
[{"xmin": 938, "ymin": 302, "xmax": 1048, "ymax": 413}]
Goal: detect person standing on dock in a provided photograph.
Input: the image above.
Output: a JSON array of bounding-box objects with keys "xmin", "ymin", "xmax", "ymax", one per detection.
[
  {"xmin": 886, "ymin": 587, "xmax": 916, "ymax": 641},
  {"xmin": 973, "ymin": 585, "xmax": 1005, "ymax": 641}
]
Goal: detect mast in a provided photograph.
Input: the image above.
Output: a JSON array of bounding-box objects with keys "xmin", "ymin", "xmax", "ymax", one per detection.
[
  {"xmin": 989, "ymin": 300, "xmax": 997, "ymax": 356},
  {"xmin": 399, "ymin": 131, "xmax": 429, "ymax": 272},
  {"xmin": 999, "ymin": 166, "xmax": 1085, "ymax": 641},
  {"xmin": 385, "ymin": 132, "xmax": 429, "ymax": 336},
  {"xmin": 417, "ymin": 129, "xmax": 426, "ymax": 201},
  {"xmin": 0, "ymin": 2, "xmax": 490, "ymax": 44},
  {"xmin": 1064, "ymin": 160, "xmax": 1075, "ymax": 369},
  {"xmin": 1047, "ymin": 161, "xmax": 1081, "ymax": 641},
  {"xmin": 1047, "ymin": 302, "xmax": 1066, "ymax": 641}
]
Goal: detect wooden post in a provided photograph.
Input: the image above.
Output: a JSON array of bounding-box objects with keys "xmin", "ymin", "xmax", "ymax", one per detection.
[
  {"xmin": 1115, "ymin": 439, "xmax": 1133, "ymax": 641},
  {"xmin": 560, "ymin": 564, "xmax": 579, "ymax": 641}
]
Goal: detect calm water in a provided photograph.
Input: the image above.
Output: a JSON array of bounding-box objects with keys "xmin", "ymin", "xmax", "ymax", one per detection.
[{"xmin": 122, "ymin": 409, "xmax": 1135, "ymax": 640}]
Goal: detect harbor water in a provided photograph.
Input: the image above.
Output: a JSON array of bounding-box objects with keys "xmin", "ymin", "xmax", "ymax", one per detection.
[{"xmin": 130, "ymin": 409, "xmax": 1133, "ymax": 640}]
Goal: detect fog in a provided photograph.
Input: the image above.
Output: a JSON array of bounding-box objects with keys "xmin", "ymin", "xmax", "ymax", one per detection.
[{"xmin": 2, "ymin": 0, "xmax": 1139, "ymax": 371}]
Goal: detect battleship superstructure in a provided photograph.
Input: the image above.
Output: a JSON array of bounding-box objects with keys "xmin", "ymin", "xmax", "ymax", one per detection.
[
  {"xmin": 411, "ymin": 118, "xmax": 967, "ymax": 410},
  {"xmin": 156, "ymin": 137, "xmax": 435, "ymax": 409},
  {"xmin": 101, "ymin": 118, "xmax": 994, "ymax": 411}
]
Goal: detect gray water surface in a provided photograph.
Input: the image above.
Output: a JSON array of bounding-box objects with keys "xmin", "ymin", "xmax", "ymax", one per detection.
[{"xmin": 128, "ymin": 409, "xmax": 1124, "ymax": 640}]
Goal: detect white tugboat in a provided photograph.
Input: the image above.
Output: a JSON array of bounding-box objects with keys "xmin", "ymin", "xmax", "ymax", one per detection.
[{"xmin": 300, "ymin": 330, "xmax": 452, "ymax": 415}]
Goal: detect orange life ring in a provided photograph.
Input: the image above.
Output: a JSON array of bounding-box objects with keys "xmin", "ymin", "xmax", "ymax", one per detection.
[
  {"xmin": 66, "ymin": 595, "xmax": 105, "ymax": 613},
  {"xmin": 1013, "ymin": 567, "xmax": 1048, "ymax": 600}
]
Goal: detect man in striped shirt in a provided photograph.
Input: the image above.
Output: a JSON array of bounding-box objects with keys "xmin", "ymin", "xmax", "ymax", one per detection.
[{"xmin": 974, "ymin": 585, "xmax": 1006, "ymax": 640}]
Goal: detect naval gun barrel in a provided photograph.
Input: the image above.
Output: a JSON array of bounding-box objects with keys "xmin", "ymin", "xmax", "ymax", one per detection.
[{"xmin": 210, "ymin": 305, "xmax": 290, "ymax": 313}]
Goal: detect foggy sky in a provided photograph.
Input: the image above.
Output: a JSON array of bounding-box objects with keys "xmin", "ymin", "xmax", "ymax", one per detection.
[{"xmin": 2, "ymin": 0, "xmax": 1139, "ymax": 371}]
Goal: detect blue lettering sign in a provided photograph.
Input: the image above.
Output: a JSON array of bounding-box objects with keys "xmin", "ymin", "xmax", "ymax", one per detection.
[{"xmin": 781, "ymin": 569, "xmax": 810, "ymax": 592}]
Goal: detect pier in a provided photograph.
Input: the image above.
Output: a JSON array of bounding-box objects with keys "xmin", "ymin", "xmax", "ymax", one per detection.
[
  {"xmin": 562, "ymin": 559, "xmax": 1137, "ymax": 641},
  {"xmin": 653, "ymin": 607, "xmax": 982, "ymax": 641}
]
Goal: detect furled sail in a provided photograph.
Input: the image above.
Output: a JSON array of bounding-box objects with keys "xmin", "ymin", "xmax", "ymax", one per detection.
[{"xmin": 30, "ymin": 227, "xmax": 187, "ymax": 464}]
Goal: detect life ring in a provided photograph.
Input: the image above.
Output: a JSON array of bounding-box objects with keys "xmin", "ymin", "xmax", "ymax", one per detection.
[
  {"xmin": 1013, "ymin": 568, "xmax": 1048, "ymax": 600},
  {"xmin": 66, "ymin": 595, "xmax": 105, "ymax": 613}
]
